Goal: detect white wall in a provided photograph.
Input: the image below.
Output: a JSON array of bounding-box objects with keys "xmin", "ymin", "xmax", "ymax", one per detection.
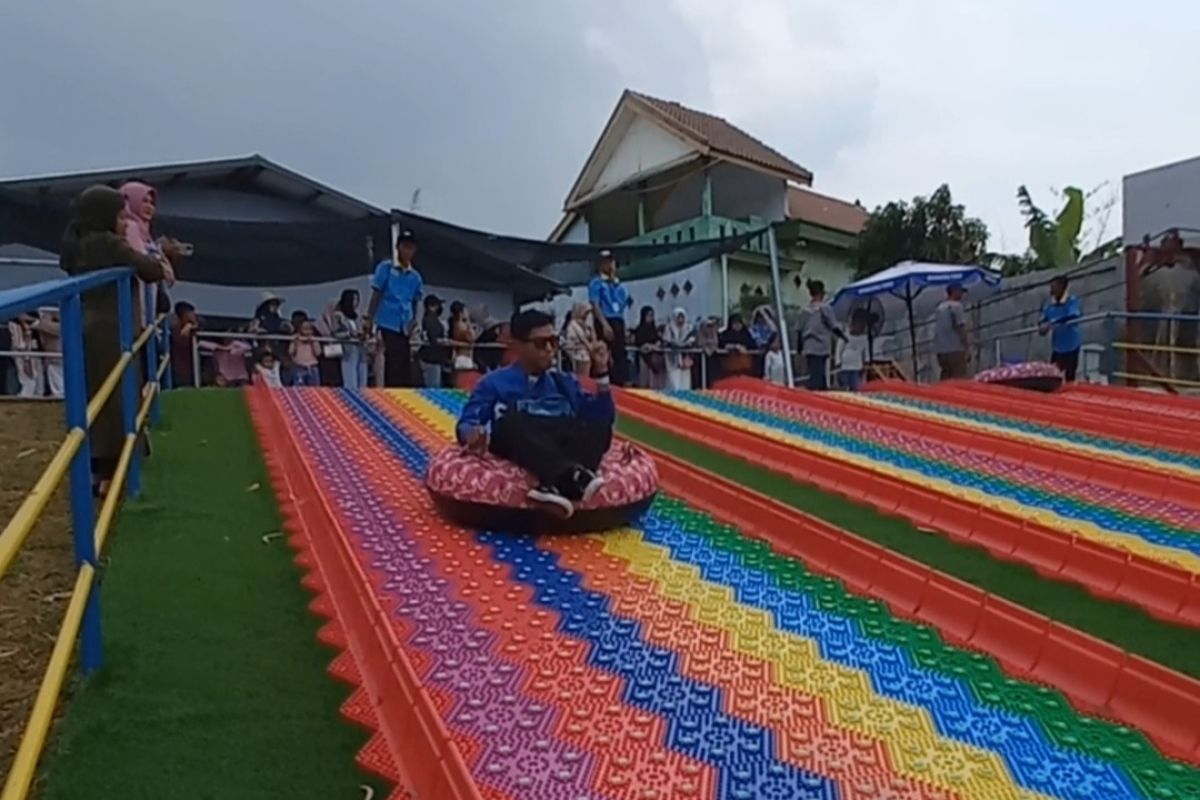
[
  {"xmin": 0, "ymin": 262, "xmax": 512, "ymax": 326},
  {"xmin": 172, "ymin": 276, "xmax": 512, "ymax": 322},
  {"xmin": 592, "ymin": 114, "xmax": 694, "ymax": 198},
  {"xmin": 537, "ymin": 259, "xmax": 718, "ymax": 327},
  {"xmin": 559, "ymin": 216, "xmax": 589, "ymax": 244},
  {"xmin": 1123, "ymin": 156, "xmax": 1200, "ymax": 245}
]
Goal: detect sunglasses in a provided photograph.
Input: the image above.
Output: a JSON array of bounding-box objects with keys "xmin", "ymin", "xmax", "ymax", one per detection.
[{"xmin": 524, "ymin": 336, "xmax": 559, "ymax": 350}]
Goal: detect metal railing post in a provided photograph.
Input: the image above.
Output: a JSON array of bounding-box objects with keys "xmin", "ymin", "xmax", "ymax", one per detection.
[
  {"xmin": 162, "ymin": 324, "xmax": 173, "ymax": 391},
  {"xmin": 1104, "ymin": 313, "xmax": 1117, "ymax": 384},
  {"xmin": 145, "ymin": 284, "xmax": 161, "ymax": 425},
  {"xmin": 60, "ymin": 292, "xmax": 102, "ymax": 673},
  {"xmin": 118, "ymin": 277, "xmax": 140, "ymax": 498}
]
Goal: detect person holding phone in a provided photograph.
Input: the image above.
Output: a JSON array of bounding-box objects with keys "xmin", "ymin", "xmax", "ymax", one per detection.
[{"xmin": 364, "ymin": 230, "xmax": 423, "ymax": 387}]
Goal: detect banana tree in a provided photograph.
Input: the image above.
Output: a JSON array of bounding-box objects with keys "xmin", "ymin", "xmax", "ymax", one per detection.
[{"xmin": 1017, "ymin": 185, "xmax": 1084, "ymax": 268}]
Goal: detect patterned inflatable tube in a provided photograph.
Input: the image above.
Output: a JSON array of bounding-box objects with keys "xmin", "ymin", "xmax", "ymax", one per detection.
[
  {"xmin": 975, "ymin": 361, "xmax": 1065, "ymax": 392},
  {"xmin": 425, "ymin": 441, "xmax": 659, "ymax": 532}
]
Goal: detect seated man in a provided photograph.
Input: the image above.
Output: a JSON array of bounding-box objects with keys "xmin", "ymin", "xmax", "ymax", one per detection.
[{"xmin": 456, "ymin": 309, "xmax": 613, "ymax": 517}]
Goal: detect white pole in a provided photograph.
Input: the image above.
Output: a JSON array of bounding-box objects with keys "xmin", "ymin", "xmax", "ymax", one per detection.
[
  {"xmin": 720, "ymin": 254, "xmax": 729, "ymax": 325},
  {"xmin": 191, "ymin": 335, "xmax": 201, "ymax": 388},
  {"xmin": 766, "ymin": 225, "xmax": 794, "ymax": 386}
]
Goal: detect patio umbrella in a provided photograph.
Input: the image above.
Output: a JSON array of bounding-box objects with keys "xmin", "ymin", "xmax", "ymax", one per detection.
[{"xmin": 831, "ymin": 261, "xmax": 1002, "ymax": 379}]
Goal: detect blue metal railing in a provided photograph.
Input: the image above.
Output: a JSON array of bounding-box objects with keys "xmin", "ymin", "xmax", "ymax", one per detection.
[{"xmin": 0, "ymin": 268, "xmax": 170, "ymax": 799}]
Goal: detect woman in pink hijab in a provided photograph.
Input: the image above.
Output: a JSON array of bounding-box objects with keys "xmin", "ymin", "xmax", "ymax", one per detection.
[{"xmin": 119, "ymin": 182, "xmax": 179, "ymax": 322}]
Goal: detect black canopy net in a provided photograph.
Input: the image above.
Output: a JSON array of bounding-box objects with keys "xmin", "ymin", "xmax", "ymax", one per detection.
[
  {"xmin": 391, "ymin": 210, "xmax": 766, "ymax": 291},
  {"xmin": 1, "ymin": 191, "xmax": 765, "ymax": 302}
]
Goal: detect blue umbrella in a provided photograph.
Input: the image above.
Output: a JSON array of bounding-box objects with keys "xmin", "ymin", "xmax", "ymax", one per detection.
[{"xmin": 831, "ymin": 261, "xmax": 1002, "ymax": 378}]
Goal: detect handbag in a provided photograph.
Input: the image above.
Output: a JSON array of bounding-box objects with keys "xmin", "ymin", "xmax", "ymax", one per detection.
[{"xmin": 324, "ymin": 343, "xmax": 344, "ymax": 358}]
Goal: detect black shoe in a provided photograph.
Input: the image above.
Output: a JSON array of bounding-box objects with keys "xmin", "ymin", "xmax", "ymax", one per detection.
[{"xmin": 527, "ymin": 485, "xmax": 574, "ymax": 518}]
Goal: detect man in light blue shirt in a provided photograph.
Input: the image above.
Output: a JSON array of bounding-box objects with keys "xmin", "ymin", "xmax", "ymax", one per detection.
[
  {"xmin": 365, "ymin": 230, "xmax": 423, "ymax": 387},
  {"xmin": 587, "ymin": 250, "xmax": 630, "ymax": 386},
  {"xmin": 1040, "ymin": 275, "xmax": 1082, "ymax": 381},
  {"xmin": 458, "ymin": 309, "xmax": 613, "ymax": 517}
]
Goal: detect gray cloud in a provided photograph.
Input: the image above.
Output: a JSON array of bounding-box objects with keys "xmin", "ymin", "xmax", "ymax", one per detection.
[{"xmin": 4, "ymin": 0, "xmax": 1199, "ymax": 249}]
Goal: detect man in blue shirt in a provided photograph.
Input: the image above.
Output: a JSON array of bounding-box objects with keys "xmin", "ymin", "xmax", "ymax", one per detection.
[
  {"xmin": 365, "ymin": 230, "xmax": 423, "ymax": 387},
  {"xmin": 1039, "ymin": 275, "xmax": 1082, "ymax": 381},
  {"xmin": 588, "ymin": 250, "xmax": 630, "ymax": 386},
  {"xmin": 457, "ymin": 309, "xmax": 614, "ymax": 517}
]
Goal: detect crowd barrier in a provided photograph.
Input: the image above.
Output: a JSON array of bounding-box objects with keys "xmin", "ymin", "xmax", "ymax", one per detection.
[
  {"xmin": 0, "ymin": 269, "xmax": 170, "ymax": 800},
  {"xmin": 189, "ymin": 329, "xmax": 767, "ymax": 389}
]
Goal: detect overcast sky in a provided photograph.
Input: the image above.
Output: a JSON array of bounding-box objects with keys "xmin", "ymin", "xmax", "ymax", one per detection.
[{"xmin": 3, "ymin": 0, "xmax": 1198, "ymax": 252}]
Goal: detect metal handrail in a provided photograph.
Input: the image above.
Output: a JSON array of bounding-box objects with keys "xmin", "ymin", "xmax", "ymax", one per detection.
[{"xmin": 0, "ymin": 269, "xmax": 171, "ymax": 800}]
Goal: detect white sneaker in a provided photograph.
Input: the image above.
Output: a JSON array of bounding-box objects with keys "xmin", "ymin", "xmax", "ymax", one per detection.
[
  {"xmin": 527, "ymin": 486, "xmax": 575, "ymax": 518},
  {"xmin": 579, "ymin": 471, "xmax": 606, "ymax": 504}
]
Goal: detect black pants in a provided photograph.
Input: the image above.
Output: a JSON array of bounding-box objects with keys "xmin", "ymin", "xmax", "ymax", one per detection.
[
  {"xmin": 805, "ymin": 355, "xmax": 829, "ymax": 390},
  {"xmin": 490, "ymin": 412, "xmax": 612, "ymax": 498},
  {"xmin": 1052, "ymin": 349, "xmax": 1080, "ymax": 382},
  {"xmin": 381, "ymin": 328, "xmax": 414, "ymax": 388},
  {"xmin": 606, "ymin": 318, "xmax": 629, "ymax": 386}
]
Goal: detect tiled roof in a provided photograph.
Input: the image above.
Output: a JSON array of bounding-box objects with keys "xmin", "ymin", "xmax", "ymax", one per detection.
[
  {"xmin": 787, "ymin": 186, "xmax": 868, "ymax": 234},
  {"xmin": 628, "ymin": 91, "xmax": 812, "ymax": 183}
]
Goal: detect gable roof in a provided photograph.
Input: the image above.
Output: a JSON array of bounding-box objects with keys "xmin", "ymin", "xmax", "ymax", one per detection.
[
  {"xmin": 0, "ymin": 154, "xmax": 384, "ymax": 219},
  {"xmin": 787, "ymin": 186, "xmax": 868, "ymax": 234},
  {"xmin": 562, "ymin": 90, "xmax": 812, "ymax": 212},
  {"xmin": 628, "ymin": 91, "xmax": 812, "ymax": 184}
]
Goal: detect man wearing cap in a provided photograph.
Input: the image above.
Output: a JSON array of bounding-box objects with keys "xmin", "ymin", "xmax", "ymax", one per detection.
[
  {"xmin": 932, "ymin": 283, "xmax": 970, "ymax": 380},
  {"xmin": 588, "ymin": 250, "xmax": 630, "ymax": 386},
  {"xmin": 365, "ymin": 231, "xmax": 424, "ymax": 387}
]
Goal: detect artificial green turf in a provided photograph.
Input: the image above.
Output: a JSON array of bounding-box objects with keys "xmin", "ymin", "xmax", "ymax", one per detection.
[
  {"xmin": 37, "ymin": 391, "xmax": 383, "ymax": 800},
  {"xmin": 618, "ymin": 416, "xmax": 1200, "ymax": 679}
]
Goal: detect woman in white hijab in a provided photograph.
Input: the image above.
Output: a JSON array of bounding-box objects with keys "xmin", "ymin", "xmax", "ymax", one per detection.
[
  {"xmin": 562, "ymin": 302, "xmax": 597, "ymax": 378},
  {"xmin": 662, "ymin": 307, "xmax": 695, "ymax": 391}
]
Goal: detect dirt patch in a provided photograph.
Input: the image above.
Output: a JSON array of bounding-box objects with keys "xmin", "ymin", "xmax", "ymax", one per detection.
[{"xmin": 0, "ymin": 401, "xmax": 73, "ymax": 780}]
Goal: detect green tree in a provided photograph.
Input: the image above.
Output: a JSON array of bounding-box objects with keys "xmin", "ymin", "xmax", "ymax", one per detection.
[
  {"xmin": 853, "ymin": 184, "xmax": 990, "ymax": 278},
  {"xmin": 1007, "ymin": 184, "xmax": 1121, "ymax": 276}
]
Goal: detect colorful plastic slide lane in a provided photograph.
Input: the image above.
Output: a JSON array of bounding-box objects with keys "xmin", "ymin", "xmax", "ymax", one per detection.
[
  {"xmin": 620, "ymin": 389, "xmax": 1200, "ymax": 628},
  {"xmin": 865, "ymin": 383, "xmax": 1200, "ymax": 476},
  {"xmin": 245, "ymin": 387, "xmax": 1200, "ymax": 800},
  {"xmin": 1061, "ymin": 384, "xmax": 1200, "ymax": 423},
  {"xmin": 869, "ymin": 381, "xmax": 1200, "ymax": 457},
  {"xmin": 836, "ymin": 389, "xmax": 1200, "ymax": 488},
  {"xmin": 719, "ymin": 376, "xmax": 1200, "ymax": 513}
]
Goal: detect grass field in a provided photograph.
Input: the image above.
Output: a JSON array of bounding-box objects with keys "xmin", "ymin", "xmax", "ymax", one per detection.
[
  {"xmin": 618, "ymin": 416, "xmax": 1200, "ymax": 679},
  {"xmin": 35, "ymin": 392, "xmax": 382, "ymax": 800}
]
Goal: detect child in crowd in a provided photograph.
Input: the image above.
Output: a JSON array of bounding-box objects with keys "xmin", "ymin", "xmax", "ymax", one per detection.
[
  {"xmin": 254, "ymin": 349, "xmax": 283, "ymax": 388},
  {"xmin": 8, "ymin": 314, "xmax": 44, "ymax": 398},
  {"xmin": 836, "ymin": 309, "xmax": 870, "ymax": 391},
  {"xmin": 36, "ymin": 307, "xmax": 62, "ymax": 398},
  {"xmin": 763, "ymin": 333, "xmax": 788, "ymax": 386},
  {"xmin": 288, "ymin": 319, "xmax": 322, "ymax": 386}
]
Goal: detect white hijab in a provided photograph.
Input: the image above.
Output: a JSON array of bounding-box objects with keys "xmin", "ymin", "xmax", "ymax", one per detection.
[{"xmin": 664, "ymin": 307, "xmax": 692, "ymax": 344}]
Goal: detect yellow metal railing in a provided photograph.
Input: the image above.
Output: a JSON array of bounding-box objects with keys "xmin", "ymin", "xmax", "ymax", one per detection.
[
  {"xmin": 0, "ymin": 271, "xmax": 170, "ymax": 800},
  {"xmin": 1110, "ymin": 339, "xmax": 1200, "ymax": 391}
]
